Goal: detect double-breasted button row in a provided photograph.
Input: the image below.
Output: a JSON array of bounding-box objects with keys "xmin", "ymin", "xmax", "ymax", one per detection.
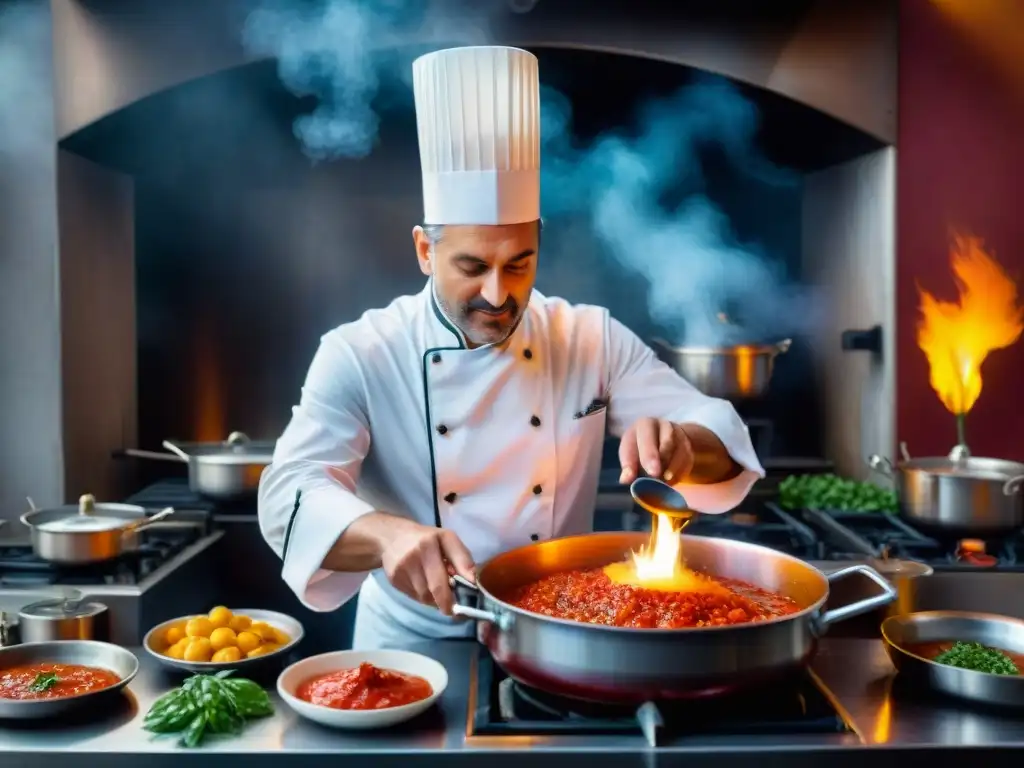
[
  {"xmin": 434, "ymin": 348, "xmax": 533, "ymax": 363},
  {"xmin": 437, "ymin": 415, "xmax": 541, "ymax": 435},
  {"xmin": 445, "ymin": 485, "xmax": 543, "ymax": 503}
]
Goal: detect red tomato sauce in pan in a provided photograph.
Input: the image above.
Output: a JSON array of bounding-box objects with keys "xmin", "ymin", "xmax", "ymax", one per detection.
[
  {"xmin": 0, "ymin": 663, "xmax": 120, "ymax": 700},
  {"xmin": 297, "ymin": 662, "xmax": 433, "ymax": 710},
  {"xmin": 504, "ymin": 569, "xmax": 802, "ymax": 628}
]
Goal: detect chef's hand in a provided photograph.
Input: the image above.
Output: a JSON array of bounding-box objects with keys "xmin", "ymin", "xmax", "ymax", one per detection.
[
  {"xmin": 380, "ymin": 518, "xmax": 476, "ymax": 616},
  {"xmin": 618, "ymin": 418, "xmax": 694, "ymax": 485}
]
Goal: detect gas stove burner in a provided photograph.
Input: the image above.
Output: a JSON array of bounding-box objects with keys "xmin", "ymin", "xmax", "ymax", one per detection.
[
  {"xmin": 796, "ymin": 506, "xmax": 1024, "ymax": 571},
  {"xmin": 955, "ymin": 539, "xmax": 998, "ymax": 567},
  {"xmin": 0, "ymin": 527, "xmax": 202, "ymax": 587},
  {"xmin": 470, "ymin": 648, "xmax": 848, "ymax": 744},
  {"xmin": 124, "ymin": 479, "xmax": 252, "ymax": 516}
]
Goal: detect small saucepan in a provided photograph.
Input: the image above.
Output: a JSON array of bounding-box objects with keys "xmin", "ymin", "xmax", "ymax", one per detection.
[
  {"xmin": 121, "ymin": 431, "xmax": 274, "ymax": 502},
  {"xmin": 20, "ymin": 494, "xmax": 174, "ymax": 565},
  {"xmin": 0, "ymin": 588, "xmax": 110, "ymax": 646}
]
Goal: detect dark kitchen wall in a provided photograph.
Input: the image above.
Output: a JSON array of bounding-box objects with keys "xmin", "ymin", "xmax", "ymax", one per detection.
[
  {"xmin": 897, "ymin": 0, "xmax": 1024, "ymax": 460},
  {"xmin": 60, "ymin": 49, "xmax": 883, "ymax": 462}
]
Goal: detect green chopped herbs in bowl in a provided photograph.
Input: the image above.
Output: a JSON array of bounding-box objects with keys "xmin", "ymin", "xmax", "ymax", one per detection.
[
  {"xmin": 778, "ymin": 473, "xmax": 899, "ymax": 514},
  {"xmin": 144, "ymin": 669, "xmax": 274, "ymax": 747},
  {"xmin": 933, "ymin": 641, "xmax": 1021, "ymax": 676}
]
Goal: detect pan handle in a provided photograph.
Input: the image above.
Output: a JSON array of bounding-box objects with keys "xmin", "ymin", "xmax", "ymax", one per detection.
[
  {"xmin": 814, "ymin": 565, "xmax": 898, "ymax": 635},
  {"xmin": 1003, "ymin": 475, "xmax": 1024, "ymax": 496},
  {"xmin": 120, "ymin": 448, "xmax": 187, "ymax": 464},
  {"xmin": 866, "ymin": 454, "xmax": 895, "ymax": 478},
  {"xmin": 120, "ymin": 507, "xmax": 175, "ymax": 538},
  {"xmin": 448, "ymin": 575, "xmax": 514, "ymax": 630}
]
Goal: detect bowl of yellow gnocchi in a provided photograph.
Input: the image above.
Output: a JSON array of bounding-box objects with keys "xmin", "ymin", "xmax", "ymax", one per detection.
[{"xmin": 143, "ymin": 606, "xmax": 304, "ymax": 673}]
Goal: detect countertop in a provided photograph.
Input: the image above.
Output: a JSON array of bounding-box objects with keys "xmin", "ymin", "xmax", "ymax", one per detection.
[{"xmin": 4, "ymin": 637, "xmax": 1024, "ymax": 768}]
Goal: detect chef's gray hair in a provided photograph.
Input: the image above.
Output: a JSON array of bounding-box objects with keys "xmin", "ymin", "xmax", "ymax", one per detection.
[{"xmin": 421, "ymin": 220, "xmax": 543, "ymax": 254}]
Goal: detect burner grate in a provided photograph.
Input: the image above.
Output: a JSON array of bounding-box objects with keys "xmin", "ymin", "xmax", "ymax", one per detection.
[
  {"xmin": 667, "ymin": 502, "xmax": 825, "ymax": 561},
  {"xmin": 0, "ymin": 529, "xmax": 200, "ymax": 588},
  {"xmin": 125, "ymin": 479, "xmax": 254, "ymax": 515},
  {"xmin": 797, "ymin": 507, "xmax": 1024, "ymax": 571},
  {"xmin": 470, "ymin": 647, "xmax": 848, "ymax": 745}
]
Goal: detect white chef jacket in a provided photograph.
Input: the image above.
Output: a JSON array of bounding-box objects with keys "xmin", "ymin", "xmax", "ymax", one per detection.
[{"xmin": 258, "ymin": 280, "xmax": 765, "ymax": 648}]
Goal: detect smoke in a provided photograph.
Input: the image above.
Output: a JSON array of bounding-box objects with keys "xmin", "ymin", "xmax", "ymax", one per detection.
[
  {"xmin": 242, "ymin": 0, "xmax": 493, "ymax": 160},
  {"xmin": 0, "ymin": 1, "xmax": 53, "ymax": 161},
  {"xmin": 540, "ymin": 80, "xmax": 813, "ymax": 346},
  {"xmin": 242, "ymin": 0, "xmax": 819, "ymax": 345}
]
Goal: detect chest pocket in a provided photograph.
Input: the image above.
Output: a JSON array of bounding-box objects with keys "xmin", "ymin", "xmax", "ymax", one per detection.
[{"xmin": 563, "ymin": 404, "xmax": 608, "ymax": 472}]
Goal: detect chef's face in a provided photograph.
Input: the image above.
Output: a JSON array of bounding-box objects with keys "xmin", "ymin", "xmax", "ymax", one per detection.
[{"xmin": 413, "ymin": 221, "xmax": 539, "ymax": 348}]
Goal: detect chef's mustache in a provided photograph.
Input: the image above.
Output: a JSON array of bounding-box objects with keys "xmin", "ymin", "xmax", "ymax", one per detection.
[{"xmin": 466, "ymin": 297, "xmax": 518, "ymax": 315}]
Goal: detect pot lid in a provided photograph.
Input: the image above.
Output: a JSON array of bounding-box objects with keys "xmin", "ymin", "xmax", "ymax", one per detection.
[
  {"xmin": 164, "ymin": 431, "xmax": 275, "ymax": 462},
  {"xmin": 900, "ymin": 456, "xmax": 1024, "ymax": 480},
  {"xmin": 19, "ymin": 597, "xmax": 107, "ymax": 621},
  {"xmin": 35, "ymin": 514, "xmax": 129, "ymax": 533},
  {"xmin": 22, "ymin": 494, "xmax": 147, "ymax": 531}
]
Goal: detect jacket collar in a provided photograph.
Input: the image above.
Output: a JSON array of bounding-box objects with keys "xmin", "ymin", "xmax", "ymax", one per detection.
[{"xmin": 423, "ymin": 279, "xmax": 534, "ymax": 355}]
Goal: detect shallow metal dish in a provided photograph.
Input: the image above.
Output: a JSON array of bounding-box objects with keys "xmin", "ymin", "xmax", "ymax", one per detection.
[
  {"xmin": 0, "ymin": 640, "xmax": 139, "ymax": 720},
  {"xmin": 882, "ymin": 610, "xmax": 1024, "ymax": 708},
  {"xmin": 143, "ymin": 608, "xmax": 304, "ymax": 674}
]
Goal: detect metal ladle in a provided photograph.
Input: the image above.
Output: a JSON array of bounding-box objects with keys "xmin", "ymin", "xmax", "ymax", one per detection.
[{"xmin": 630, "ymin": 477, "xmax": 693, "ymax": 519}]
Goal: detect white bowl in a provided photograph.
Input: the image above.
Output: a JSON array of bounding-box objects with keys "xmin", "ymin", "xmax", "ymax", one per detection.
[
  {"xmin": 277, "ymin": 649, "xmax": 448, "ymax": 730},
  {"xmin": 143, "ymin": 608, "xmax": 304, "ymax": 674}
]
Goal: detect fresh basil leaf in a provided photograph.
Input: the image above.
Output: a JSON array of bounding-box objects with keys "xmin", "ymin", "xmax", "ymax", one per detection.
[{"xmin": 27, "ymin": 673, "xmax": 59, "ymax": 692}]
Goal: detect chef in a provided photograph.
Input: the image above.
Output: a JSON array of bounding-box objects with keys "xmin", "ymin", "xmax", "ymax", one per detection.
[{"xmin": 258, "ymin": 46, "xmax": 765, "ymax": 650}]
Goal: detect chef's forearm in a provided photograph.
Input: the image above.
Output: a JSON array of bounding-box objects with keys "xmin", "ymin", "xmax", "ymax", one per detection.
[
  {"xmin": 319, "ymin": 511, "xmax": 396, "ymax": 572},
  {"xmin": 679, "ymin": 423, "xmax": 744, "ymax": 484}
]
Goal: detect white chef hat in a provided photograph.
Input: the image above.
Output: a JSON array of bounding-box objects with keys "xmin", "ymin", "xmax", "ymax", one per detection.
[{"xmin": 412, "ymin": 46, "xmax": 540, "ymax": 226}]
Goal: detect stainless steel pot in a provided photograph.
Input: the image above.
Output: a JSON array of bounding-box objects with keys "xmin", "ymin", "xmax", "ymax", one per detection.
[
  {"xmin": 20, "ymin": 495, "xmax": 174, "ymax": 564},
  {"xmin": 651, "ymin": 338, "xmax": 791, "ymax": 399},
  {"xmin": 123, "ymin": 431, "xmax": 274, "ymax": 501},
  {"xmin": 451, "ymin": 532, "xmax": 896, "ymax": 702},
  {"xmin": 868, "ymin": 442, "xmax": 1024, "ymax": 537}
]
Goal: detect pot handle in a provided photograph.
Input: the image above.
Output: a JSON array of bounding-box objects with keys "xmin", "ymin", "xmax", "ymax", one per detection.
[
  {"xmin": 161, "ymin": 441, "xmax": 192, "ymax": 462},
  {"xmin": 1004, "ymin": 475, "xmax": 1024, "ymax": 496},
  {"xmin": 866, "ymin": 454, "xmax": 895, "ymax": 478},
  {"xmin": 448, "ymin": 574, "xmax": 513, "ymax": 629},
  {"xmin": 226, "ymin": 431, "xmax": 251, "ymax": 446},
  {"xmin": 121, "ymin": 507, "xmax": 175, "ymax": 537},
  {"xmin": 814, "ymin": 565, "xmax": 897, "ymax": 634}
]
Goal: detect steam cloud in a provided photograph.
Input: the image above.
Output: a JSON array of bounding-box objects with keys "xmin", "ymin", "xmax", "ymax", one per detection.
[
  {"xmin": 0, "ymin": 1, "xmax": 53, "ymax": 161},
  {"xmin": 242, "ymin": 0, "xmax": 819, "ymax": 346}
]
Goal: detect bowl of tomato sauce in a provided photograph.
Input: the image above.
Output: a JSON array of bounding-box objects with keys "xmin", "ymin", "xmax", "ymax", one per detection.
[{"xmin": 277, "ymin": 649, "xmax": 448, "ymax": 729}]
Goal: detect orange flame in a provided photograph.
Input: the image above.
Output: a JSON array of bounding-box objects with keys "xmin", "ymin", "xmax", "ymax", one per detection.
[
  {"xmin": 917, "ymin": 233, "xmax": 1024, "ymax": 416},
  {"xmin": 604, "ymin": 511, "xmax": 726, "ymax": 594},
  {"xmin": 194, "ymin": 316, "xmax": 226, "ymax": 442}
]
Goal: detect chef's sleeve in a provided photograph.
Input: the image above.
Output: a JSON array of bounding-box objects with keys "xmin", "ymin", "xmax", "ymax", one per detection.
[
  {"xmin": 258, "ymin": 332, "xmax": 377, "ymax": 612},
  {"xmin": 604, "ymin": 316, "xmax": 765, "ymax": 514}
]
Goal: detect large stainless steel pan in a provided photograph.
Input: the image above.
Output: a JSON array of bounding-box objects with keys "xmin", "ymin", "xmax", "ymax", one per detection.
[
  {"xmin": 0, "ymin": 640, "xmax": 139, "ymax": 719},
  {"xmin": 20, "ymin": 495, "xmax": 174, "ymax": 565},
  {"xmin": 651, "ymin": 338, "xmax": 791, "ymax": 400},
  {"xmin": 451, "ymin": 532, "xmax": 895, "ymax": 703},
  {"xmin": 868, "ymin": 442, "xmax": 1024, "ymax": 537},
  {"xmin": 882, "ymin": 610, "xmax": 1024, "ymax": 708},
  {"xmin": 123, "ymin": 431, "xmax": 274, "ymax": 502}
]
